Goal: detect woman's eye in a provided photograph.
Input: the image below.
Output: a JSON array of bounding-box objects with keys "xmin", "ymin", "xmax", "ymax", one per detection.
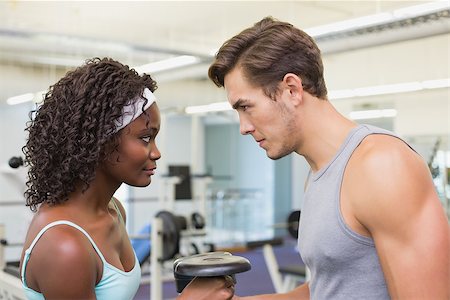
[{"xmin": 141, "ymin": 136, "xmax": 152, "ymax": 143}]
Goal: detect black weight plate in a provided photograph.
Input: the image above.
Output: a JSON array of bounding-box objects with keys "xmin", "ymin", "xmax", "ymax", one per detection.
[
  {"xmin": 156, "ymin": 210, "xmax": 181, "ymax": 261},
  {"xmin": 287, "ymin": 210, "xmax": 301, "ymax": 239},
  {"xmin": 173, "ymin": 252, "xmax": 251, "ymax": 277}
]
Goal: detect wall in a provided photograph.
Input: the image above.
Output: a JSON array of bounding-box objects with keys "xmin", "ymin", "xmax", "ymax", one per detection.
[
  {"xmin": 273, "ymin": 155, "xmax": 292, "ymax": 237},
  {"xmin": 323, "ymin": 34, "xmax": 450, "ymax": 90},
  {"xmin": 0, "ymin": 103, "xmax": 34, "ymax": 261},
  {"xmin": 205, "ymin": 123, "xmax": 274, "ymax": 242}
]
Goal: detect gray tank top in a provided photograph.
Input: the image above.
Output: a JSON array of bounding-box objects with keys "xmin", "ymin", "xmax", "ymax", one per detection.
[{"xmin": 298, "ymin": 124, "xmax": 403, "ymax": 299}]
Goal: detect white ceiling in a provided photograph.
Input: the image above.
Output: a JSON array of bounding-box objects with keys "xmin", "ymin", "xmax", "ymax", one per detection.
[
  {"xmin": 0, "ymin": 1, "xmax": 448, "ymax": 110},
  {"xmin": 0, "ymin": 1, "xmax": 430, "ymax": 64}
]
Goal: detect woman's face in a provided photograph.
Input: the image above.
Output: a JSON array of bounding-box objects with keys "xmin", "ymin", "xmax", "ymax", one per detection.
[{"xmin": 103, "ymin": 102, "xmax": 161, "ymax": 187}]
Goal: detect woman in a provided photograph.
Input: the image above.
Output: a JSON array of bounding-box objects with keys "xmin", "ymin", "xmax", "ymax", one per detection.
[{"xmin": 19, "ymin": 57, "xmax": 234, "ymax": 300}]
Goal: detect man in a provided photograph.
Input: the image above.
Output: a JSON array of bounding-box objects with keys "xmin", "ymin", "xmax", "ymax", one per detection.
[{"xmin": 208, "ymin": 17, "xmax": 450, "ymax": 299}]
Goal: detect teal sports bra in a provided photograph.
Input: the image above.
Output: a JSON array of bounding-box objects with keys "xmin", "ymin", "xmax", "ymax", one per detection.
[{"xmin": 21, "ymin": 220, "xmax": 141, "ymax": 300}]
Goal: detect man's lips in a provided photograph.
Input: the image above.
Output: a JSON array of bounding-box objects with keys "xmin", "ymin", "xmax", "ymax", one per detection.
[{"xmin": 256, "ymin": 139, "xmax": 265, "ymax": 147}]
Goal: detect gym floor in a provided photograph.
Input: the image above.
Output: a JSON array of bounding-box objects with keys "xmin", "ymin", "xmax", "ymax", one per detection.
[{"xmin": 133, "ymin": 237, "xmax": 303, "ymax": 300}]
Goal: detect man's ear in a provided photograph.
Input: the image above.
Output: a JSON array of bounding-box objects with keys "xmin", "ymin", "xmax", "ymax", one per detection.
[{"xmin": 282, "ymin": 73, "xmax": 303, "ymax": 106}]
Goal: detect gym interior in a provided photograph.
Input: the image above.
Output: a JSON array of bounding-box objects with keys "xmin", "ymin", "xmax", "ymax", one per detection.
[{"xmin": 0, "ymin": 1, "xmax": 449, "ymax": 299}]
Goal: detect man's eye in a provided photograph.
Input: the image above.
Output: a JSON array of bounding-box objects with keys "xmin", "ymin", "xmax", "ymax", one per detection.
[{"xmin": 241, "ymin": 105, "xmax": 249, "ymax": 111}]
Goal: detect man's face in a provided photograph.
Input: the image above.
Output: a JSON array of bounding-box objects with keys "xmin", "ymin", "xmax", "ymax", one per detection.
[{"xmin": 224, "ymin": 67, "xmax": 298, "ymax": 160}]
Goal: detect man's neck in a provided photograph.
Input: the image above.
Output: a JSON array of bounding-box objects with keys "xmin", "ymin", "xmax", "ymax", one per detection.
[{"xmin": 298, "ymin": 101, "xmax": 357, "ymax": 172}]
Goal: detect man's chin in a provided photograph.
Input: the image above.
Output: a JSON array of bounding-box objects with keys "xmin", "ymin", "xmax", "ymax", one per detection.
[
  {"xmin": 266, "ymin": 152, "xmax": 281, "ymax": 160},
  {"xmin": 266, "ymin": 149, "xmax": 291, "ymax": 160}
]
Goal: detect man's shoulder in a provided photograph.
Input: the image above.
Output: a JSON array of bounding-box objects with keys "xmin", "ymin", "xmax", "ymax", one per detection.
[
  {"xmin": 345, "ymin": 131, "xmax": 435, "ymax": 230},
  {"xmin": 353, "ymin": 133, "xmax": 418, "ymax": 170}
]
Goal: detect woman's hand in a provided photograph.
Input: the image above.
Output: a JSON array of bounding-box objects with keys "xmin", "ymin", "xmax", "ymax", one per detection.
[{"xmin": 177, "ymin": 276, "xmax": 236, "ymax": 300}]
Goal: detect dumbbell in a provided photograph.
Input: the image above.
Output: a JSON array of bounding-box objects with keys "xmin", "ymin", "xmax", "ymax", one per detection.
[{"xmin": 173, "ymin": 252, "xmax": 251, "ymax": 293}]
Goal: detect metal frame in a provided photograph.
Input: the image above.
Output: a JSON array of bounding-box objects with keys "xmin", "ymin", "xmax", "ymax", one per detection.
[
  {"xmin": 0, "ymin": 223, "xmax": 26, "ymax": 300},
  {"xmin": 262, "ymin": 243, "xmax": 308, "ymax": 293}
]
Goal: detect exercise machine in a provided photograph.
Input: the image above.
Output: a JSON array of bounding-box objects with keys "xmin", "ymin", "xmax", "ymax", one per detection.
[
  {"xmin": 263, "ymin": 210, "xmax": 308, "ymax": 293},
  {"xmin": 0, "ymin": 224, "xmax": 26, "ymax": 300},
  {"xmin": 131, "ymin": 210, "xmax": 209, "ymax": 300}
]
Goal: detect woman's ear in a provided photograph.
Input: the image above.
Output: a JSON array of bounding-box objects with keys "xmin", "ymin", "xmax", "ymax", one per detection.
[{"xmin": 282, "ymin": 73, "xmax": 303, "ymax": 106}]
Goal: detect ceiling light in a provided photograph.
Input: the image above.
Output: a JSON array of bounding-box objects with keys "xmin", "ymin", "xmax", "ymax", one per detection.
[
  {"xmin": 305, "ymin": 0, "xmax": 450, "ymax": 38},
  {"xmin": 134, "ymin": 55, "xmax": 200, "ymax": 74},
  {"xmin": 422, "ymin": 78, "xmax": 450, "ymax": 89},
  {"xmin": 327, "ymin": 89, "xmax": 356, "ymax": 100},
  {"xmin": 393, "ymin": 0, "xmax": 450, "ymax": 18},
  {"xmin": 6, "ymin": 56, "xmax": 201, "ymax": 105},
  {"xmin": 306, "ymin": 13, "xmax": 393, "ymax": 37},
  {"xmin": 349, "ymin": 109, "xmax": 397, "ymax": 120},
  {"xmin": 185, "ymin": 102, "xmax": 231, "ymax": 114},
  {"xmin": 328, "ymin": 78, "xmax": 449, "ymax": 101},
  {"xmin": 33, "ymin": 90, "xmax": 46, "ymax": 104},
  {"xmin": 209, "ymin": 1, "xmax": 450, "ymax": 56},
  {"xmin": 353, "ymin": 82, "xmax": 422, "ymax": 97},
  {"xmin": 6, "ymin": 93, "xmax": 34, "ymax": 105}
]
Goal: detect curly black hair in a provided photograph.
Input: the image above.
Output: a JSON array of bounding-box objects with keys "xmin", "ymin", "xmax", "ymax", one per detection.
[{"xmin": 23, "ymin": 57, "xmax": 158, "ymax": 211}]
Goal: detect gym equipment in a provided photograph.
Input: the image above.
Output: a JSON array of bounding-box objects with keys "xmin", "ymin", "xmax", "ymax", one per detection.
[
  {"xmin": 287, "ymin": 210, "xmax": 300, "ymax": 239},
  {"xmin": 121, "ymin": 212, "xmax": 186, "ymax": 300},
  {"xmin": 263, "ymin": 243, "xmax": 306, "ymax": 293},
  {"xmin": 278, "ymin": 264, "xmax": 307, "ymax": 292},
  {"xmin": 427, "ymin": 138, "xmax": 441, "ymax": 179},
  {"xmin": 0, "ymin": 224, "xmax": 26, "ymax": 300},
  {"xmin": 190, "ymin": 212, "xmax": 205, "ymax": 229},
  {"xmin": 0, "ymin": 239, "xmax": 22, "ymax": 248},
  {"xmin": 8, "ymin": 156, "xmax": 24, "ymax": 169},
  {"xmin": 130, "ymin": 210, "xmax": 194, "ymax": 265},
  {"xmin": 120, "ymin": 213, "xmax": 186, "ymax": 300},
  {"xmin": 173, "ymin": 252, "xmax": 251, "ymax": 293},
  {"xmin": 262, "ymin": 210, "xmax": 307, "ymax": 293},
  {"xmin": 154, "ymin": 210, "xmax": 186, "ymax": 261},
  {"xmin": 0, "ymin": 270, "xmax": 24, "ymax": 300},
  {"xmin": 270, "ymin": 210, "xmax": 301, "ymax": 239},
  {"xmin": 131, "ymin": 223, "xmax": 153, "ymax": 265}
]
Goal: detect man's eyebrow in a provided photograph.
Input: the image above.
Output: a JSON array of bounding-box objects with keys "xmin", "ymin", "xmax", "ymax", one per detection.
[{"xmin": 232, "ymin": 99, "xmax": 248, "ymax": 110}]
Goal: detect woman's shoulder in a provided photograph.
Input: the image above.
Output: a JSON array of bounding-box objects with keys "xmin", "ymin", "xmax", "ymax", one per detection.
[
  {"xmin": 25, "ymin": 208, "xmax": 96, "ymax": 254},
  {"xmin": 22, "ymin": 215, "xmax": 100, "ymax": 297},
  {"xmin": 23, "ymin": 204, "xmax": 98, "ymax": 258}
]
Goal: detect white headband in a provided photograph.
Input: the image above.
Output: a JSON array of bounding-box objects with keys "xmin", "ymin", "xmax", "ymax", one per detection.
[{"xmin": 115, "ymin": 88, "xmax": 156, "ymax": 132}]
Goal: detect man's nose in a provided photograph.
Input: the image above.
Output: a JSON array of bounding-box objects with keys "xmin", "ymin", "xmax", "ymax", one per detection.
[{"xmin": 239, "ymin": 118, "xmax": 254, "ymax": 135}]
